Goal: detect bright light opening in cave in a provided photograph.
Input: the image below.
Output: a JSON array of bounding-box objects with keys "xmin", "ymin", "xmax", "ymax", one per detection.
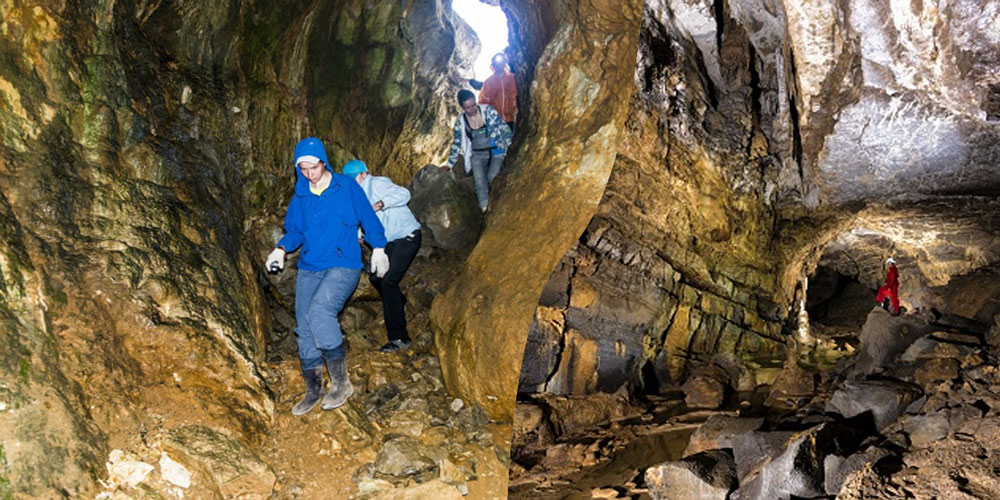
[{"xmin": 452, "ymin": 0, "xmax": 510, "ymax": 82}]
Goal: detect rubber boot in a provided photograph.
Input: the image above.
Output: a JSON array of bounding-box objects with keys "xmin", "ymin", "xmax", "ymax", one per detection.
[
  {"xmin": 321, "ymin": 357, "xmax": 354, "ymax": 410},
  {"xmin": 291, "ymin": 366, "xmax": 325, "ymax": 416}
]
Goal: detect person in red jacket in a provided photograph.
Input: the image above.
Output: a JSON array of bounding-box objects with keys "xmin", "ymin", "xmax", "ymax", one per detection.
[
  {"xmin": 478, "ymin": 53, "xmax": 517, "ymax": 132},
  {"xmin": 875, "ymin": 257, "xmax": 900, "ymax": 315}
]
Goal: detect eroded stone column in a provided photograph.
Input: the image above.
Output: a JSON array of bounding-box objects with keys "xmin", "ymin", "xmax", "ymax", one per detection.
[{"xmin": 430, "ymin": 0, "xmax": 644, "ymax": 421}]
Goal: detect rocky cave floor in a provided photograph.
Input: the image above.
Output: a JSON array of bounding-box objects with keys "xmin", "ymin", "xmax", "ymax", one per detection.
[
  {"xmin": 508, "ymin": 307, "xmax": 1000, "ymax": 500},
  {"xmin": 260, "ymin": 252, "xmax": 511, "ymax": 500},
  {"xmin": 92, "ymin": 250, "xmax": 510, "ymax": 500}
]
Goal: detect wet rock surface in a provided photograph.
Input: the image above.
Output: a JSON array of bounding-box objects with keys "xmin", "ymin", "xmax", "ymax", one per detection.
[
  {"xmin": 0, "ymin": 0, "xmax": 500, "ymax": 497},
  {"xmin": 511, "ymin": 304, "xmax": 1000, "ymax": 499},
  {"xmin": 431, "ymin": 0, "xmax": 645, "ymax": 421},
  {"xmin": 513, "ymin": 0, "xmax": 1000, "ymax": 497}
]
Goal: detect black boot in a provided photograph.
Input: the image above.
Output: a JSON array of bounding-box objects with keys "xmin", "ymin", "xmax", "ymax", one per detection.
[
  {"xmin": 321, "ymin": 357, "xmax": 354, "ymax": 410},
  {"xmin": 292, "ymin": 366, "xmax": 325, "ymax": 416}
]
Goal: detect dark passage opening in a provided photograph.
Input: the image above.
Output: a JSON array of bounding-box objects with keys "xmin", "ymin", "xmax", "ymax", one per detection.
[{"xmin": 807, "ymin": 265, "xmax": 876, "ymax": 332}]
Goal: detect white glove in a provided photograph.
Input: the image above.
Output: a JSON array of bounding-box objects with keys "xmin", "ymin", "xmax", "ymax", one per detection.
[
  {"xmin": 266, "ymin": 248, "xmax": 285, "ymax": 273},
  {"xmin": 371, "ymin": 248, "xmax": 389, "ymax": 278}
]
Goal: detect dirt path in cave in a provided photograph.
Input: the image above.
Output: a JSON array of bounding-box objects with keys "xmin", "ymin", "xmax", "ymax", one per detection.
[{"xmin": 259, "ymin": 254, "xmax": 511, "ymax": 500}]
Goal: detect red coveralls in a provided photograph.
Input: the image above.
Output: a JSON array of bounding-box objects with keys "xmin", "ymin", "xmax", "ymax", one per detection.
[{"xmin": 875, "ymin": 263, "xmax": 900, "ymax": 314}]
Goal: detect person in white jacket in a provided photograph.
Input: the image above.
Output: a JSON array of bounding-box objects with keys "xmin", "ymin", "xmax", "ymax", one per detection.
[{"xmin": 343, "ymin": 159, "xmax": 423, "ymax": 352}]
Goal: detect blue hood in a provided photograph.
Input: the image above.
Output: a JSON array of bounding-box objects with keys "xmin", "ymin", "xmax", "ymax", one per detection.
[{"xmin": 293, "ymin": 137, "xmax": 333, "ymax": 194}]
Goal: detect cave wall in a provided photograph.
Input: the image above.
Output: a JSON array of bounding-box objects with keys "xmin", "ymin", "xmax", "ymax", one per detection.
[
  {"xmin": 430, "ymin": 0, "xmax": 644, "ymax": 421},
  {"xmin": 520, "ymin": 0, "xmax": 792, "ymax": 395},
  {"xmin": 0, "ymin": 0, "xmax": 467, "ymax": 496},
  {"xmin": 520, "ymin": 0, "xmax": 1000, "ymax": 396}
]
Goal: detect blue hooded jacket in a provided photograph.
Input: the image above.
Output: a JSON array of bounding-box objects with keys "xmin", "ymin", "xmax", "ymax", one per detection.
[{"xmin": 277, "ymin": 137, "xmax": 387, "ymax": 271}]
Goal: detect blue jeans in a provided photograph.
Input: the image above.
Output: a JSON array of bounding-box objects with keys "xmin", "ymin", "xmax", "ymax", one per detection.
[
  {"xmin": 294, "ymin": 267, "xmax": 361, "ymax": 369},
  {"xmin": 470, "ymin": 153, "xmax": 504, "ymax": 209}
]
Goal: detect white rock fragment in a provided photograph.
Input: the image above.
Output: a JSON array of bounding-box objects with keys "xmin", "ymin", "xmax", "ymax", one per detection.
[
  {"xmin": 450, "ymin": 398, "xmax": 464, "ymax": 412},
  {"xmin": 159, "ymin": 452, "xmax": 192, "ymax": 488},
  {"xmin": 181, "ymin": 85, "xmax": 191, "ymax": 105},
  {"xmin": 106, "ymin": 449, "xmax": 154, "ymax": 489},
  {"xmin": 231, "ymin": 106, "xmax": 241, "ymax": 113}
]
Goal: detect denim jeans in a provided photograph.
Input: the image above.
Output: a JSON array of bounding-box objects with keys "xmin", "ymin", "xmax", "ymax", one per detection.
[
  {"xmin": 294, "ymin": 266, "xmax": 361, "ymax": 369},
  {"xmin": 470, "ymin": 152, "xmax": 504, "ymax": 209}
]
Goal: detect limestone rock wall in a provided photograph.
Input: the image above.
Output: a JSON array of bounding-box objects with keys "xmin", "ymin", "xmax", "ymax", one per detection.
[
  {"xmin": 0, "ymin": 0, "xmax": 467, "ymax": 496},
  {"xmin": 430, "ymin": 0, "xmax": 644, "ymax": 421},
  {"xmin": 520, "ymin": 0, "xmax": 791, "ymax": 394},
  {"xmin": 520, "ymin": 0, "xmax": 1000, "ymax": 396}
]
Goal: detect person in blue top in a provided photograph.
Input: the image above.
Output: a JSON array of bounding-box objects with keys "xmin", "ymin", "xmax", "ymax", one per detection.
[
  {"xmin": 342, "ymin": 160, "xmax": 423, "ymax": 353},
  {"xmin": 265, "ymin": 137, "xmax": 390, "ymax": 416}
]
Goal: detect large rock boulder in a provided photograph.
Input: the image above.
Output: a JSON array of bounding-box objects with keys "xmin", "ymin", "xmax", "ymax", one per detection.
[
  {"xmin": 684, "ymin": 415, "xmax": 765, "ymax": 458},
  {"xmin": 645, "ymin": 450, "xmax": 737, "ymax": 500},
  {"xmin": 408, "ymin": 165, "xmax": 482, "ymax": 250},
  {"xmin": 851, "ymin": 308, "xmax": 937, "ymax": 376},
  {"xmin": 826, "ymin": 378, "xmax": 923, "ymax": 430},
  {"xmin": 731, "ymin": 423, "xmax": 867, "ymax": 500}
]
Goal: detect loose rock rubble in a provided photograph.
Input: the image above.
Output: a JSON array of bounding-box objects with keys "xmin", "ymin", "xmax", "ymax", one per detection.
[
  {"xmin": 511, "ymin": 307, "xmax": 1000, "ymax": 500},
  {"xmin": 261, "ymin": 253, "xmax": 511, "ymax": 500}
]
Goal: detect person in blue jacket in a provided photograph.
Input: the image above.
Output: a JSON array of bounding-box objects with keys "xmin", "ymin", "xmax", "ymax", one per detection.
[
  {"xmin": 343, "ymin": 159, "xmax": 423, "ymax": 353},
  {"xmin": 265, "ymin": 137, "xmax": 390, "ymax": 416}
]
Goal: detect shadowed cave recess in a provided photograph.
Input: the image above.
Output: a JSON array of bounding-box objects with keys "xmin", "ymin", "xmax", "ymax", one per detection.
[{"xmin": 1, "ymin": 1, "xmax": 999, "ymax": 500}]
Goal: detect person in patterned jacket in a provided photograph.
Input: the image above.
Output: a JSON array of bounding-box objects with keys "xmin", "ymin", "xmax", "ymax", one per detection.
[{"xmin": 440, "ymin": 89, "xmax": 513, "ymax": 212}]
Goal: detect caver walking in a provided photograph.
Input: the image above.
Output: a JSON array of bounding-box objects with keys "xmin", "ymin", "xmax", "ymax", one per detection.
[
  {"xmin": 266, "ymin": 137, "xmax": 390, "ymax": 415},
  {"xmin": 343, "ymin": 159, "xmax": 423, "ymax": 353}
]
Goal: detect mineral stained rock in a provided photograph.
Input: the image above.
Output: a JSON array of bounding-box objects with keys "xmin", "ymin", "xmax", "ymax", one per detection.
[
  {"xmin": 518, "ymin": 0, "xmax": 1000, "ymax": 404},
  {"xmin": 0, "ymin": 0, "xmax": 473, "ymax": 496},
  {"xmin": 431, "ymin": 0, "xmax": 644, "ymax": 421}
]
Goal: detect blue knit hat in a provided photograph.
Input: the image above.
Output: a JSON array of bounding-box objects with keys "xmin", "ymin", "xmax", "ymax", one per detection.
[
  {"xmin": 293, "ymin": 137, "xmax": 329, "ymax": 168},
  {"xmin": 342, "ymin": 159, "xmax": 368, "ymax": 176}
]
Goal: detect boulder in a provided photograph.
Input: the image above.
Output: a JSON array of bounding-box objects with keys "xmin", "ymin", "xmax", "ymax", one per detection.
[
  {"xmin": 852, "ymin": 308, "xmax": 936, "ymax": 376},
  {"xmin": 763, "ymin": 363, "xmax": 816, "ymax": 410},
  {"xmin": 823, "ymin": 446, "xmax": 893, "ymax": 495},
  {"xmin": 899, "ymin": 334, "xmax": 971, "ymax": 362},
  {"xmin": 826, "ymin": 379, "xmax": 923, "ymax": 430},
  {"xmin": 730, "ymin": 422, "xmax": 872, "ymax": 500},
  {"xmin": 902, "ymin": 411, "xmax": 952, "ymax": 447},
  {"xmin": 682, "ymin": 370, "xmax": 728, "ymax": 409},
  {"xmin": 912, "ymin": 358, "xmax": 961, "ymax": 388},
  {"xmin": 163, "ymin": 426, "xmax": 276, "ymax": 500},
  {"xmin": 374, "ymin": 435, "xmax": 438, "ymax": 481},
  {"xmin": 729, "ymin": 425, "xmax": 830, "ymax": 500},
  {"xmin": 730, "ymin": 430, "xmax": 798, "ymax": 481},
  {"xmin": 645, "ymin": 450, "xmax": 737, "ymax": 500},
  {"xmin": 408, "ymin": 164, "xmax": 482, "ymax": 250},
  {"xmin": 684, "ymin": 415, "xmax": 765, "ymax": 457}
]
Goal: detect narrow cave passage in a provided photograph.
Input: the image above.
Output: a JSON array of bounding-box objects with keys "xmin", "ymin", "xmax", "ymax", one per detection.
[
  {"xmin": 1, "ymin": 0, "xmax": 548, "ymax": 498},
  {"xmin": 254, "ymin": 3, "xmax": 524, "ymax": 499},
  {"xmin": 452, "ymin": 0, "xmax": 511, "ymax": 83}
]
